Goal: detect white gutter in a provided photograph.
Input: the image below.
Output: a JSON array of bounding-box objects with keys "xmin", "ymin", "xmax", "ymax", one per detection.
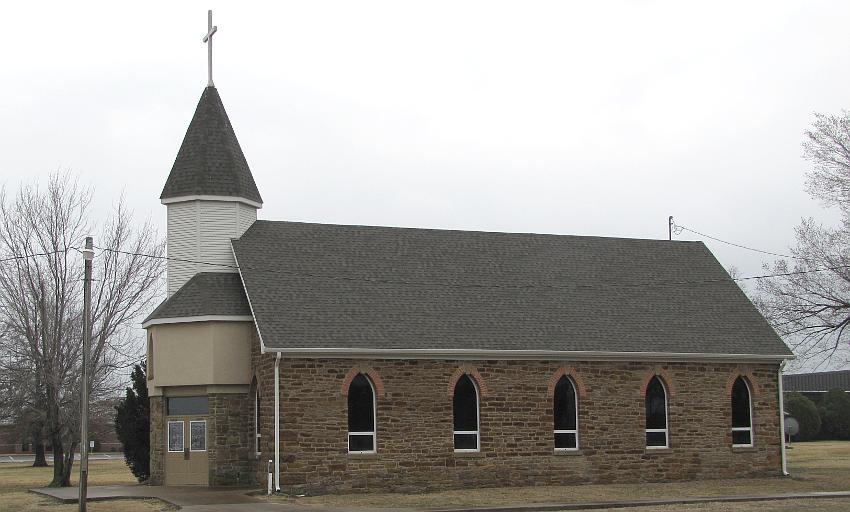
[
  {"xmin": 274, "ymin": 352, "xmax": 281, "ymax": 491},
  {"xmin": 778, "ymin": 360, "xmax": 789, "ymax": 476},
  {"xmin": 258, "ymin": 347, "xmax": 794, "ymax": 363}
]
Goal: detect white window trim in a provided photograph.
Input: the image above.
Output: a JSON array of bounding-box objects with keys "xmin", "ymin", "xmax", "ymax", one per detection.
[
  {"xmin": 453, "ymin": 375, "xmax": 481, "ymax": 453},
  {"xmin": 554, "ymin": 376, "xmax": 580, "ymax": 451},
  {"xmin": 645, "ymin": 377, "xmax": 669, "ymax": 449},
  {"xmin": 732, "ymin": 379, "xmax": 755, "ymax": 448},
  {"xmin": 189, "ymin": 420, "xmax": 207, "ymax": 452},
  {"xmin": 254, "ymin": 389, "xmax": 261, "ymax": 456},
  {"xmin": 167, "ymin": 421, "xmax": 184, "ymax": 453},
  {"xmin": 347, "ymin": 374, "xmax": 377, "ymax": 454}
]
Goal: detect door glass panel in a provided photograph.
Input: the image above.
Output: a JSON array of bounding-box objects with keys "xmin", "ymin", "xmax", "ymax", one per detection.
[
  {"xmin": 190, "ymin": 421, "xmax": 206, "ymax": 451},
  {"xmin": 167, "ymin": 421, "xmax": 184, "ymax": 452}
]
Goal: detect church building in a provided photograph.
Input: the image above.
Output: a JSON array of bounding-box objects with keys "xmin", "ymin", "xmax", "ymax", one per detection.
[{"xmin": 144, "ymin": 23, "xmax": 793, "ymax": 491}]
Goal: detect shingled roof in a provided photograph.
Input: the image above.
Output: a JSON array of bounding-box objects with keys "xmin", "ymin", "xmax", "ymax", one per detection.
[
  {"xmin": 160, "ymin": 87, "xmax": 262, "ymax": 204},
  {"xmin": 231, "ymin": 221, "xmax": 793, "ymax": 359},
  {"xmin": 143, "ymin": 272, "xmax": 250, "ymax": 325}
]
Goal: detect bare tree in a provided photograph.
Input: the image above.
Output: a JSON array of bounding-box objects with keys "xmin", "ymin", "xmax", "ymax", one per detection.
[
  {"xmin": 757, "ymin": 111, "xmax": 850, "ymax": 369},
  {"xmin": 0, "ymin": 172, "xmax": 164, "ymax": 487},
  {"xmin": 803, "ymin": 111, "xmax": 850, "ymax": 208}
]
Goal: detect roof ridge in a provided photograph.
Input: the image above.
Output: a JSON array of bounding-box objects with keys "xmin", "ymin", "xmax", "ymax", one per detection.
[{"xmin": 248, "ymin": 219, "xmax": 700, "ymax": 245}]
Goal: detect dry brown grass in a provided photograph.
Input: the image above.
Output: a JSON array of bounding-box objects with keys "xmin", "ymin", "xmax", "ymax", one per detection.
[
  {"xmin": 3, "ymin": 442, "xmax": 847, "ymax": 511},
  {"xmin": 590, "ymin": 498, "xmax": 850, "ymax": 512},
  {"xmin": 268, "ymin": 441, "xmax": 850, "ymax": 509},
  {"xmin": 0, "ymin": 459, "xmax": 172, "ymax": 512}
]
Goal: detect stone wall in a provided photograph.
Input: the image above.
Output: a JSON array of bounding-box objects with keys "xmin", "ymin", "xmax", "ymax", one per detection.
[
  {"xmin": 148, "ymin": 395, "xmax": 164, "ymax": 485},
  {"xmin": 208, "ymin": 392, "xmax": 255, "ymax": 486},
  {"xmin": 252, "ymin": 357, "xmax": 782, "ymax": 493}
]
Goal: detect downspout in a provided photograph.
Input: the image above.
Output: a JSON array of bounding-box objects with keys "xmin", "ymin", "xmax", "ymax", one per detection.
[
  {"xmin": 778, "ymin": 360, "xmax": 789, "ymax": 476},
  {"xmin": 274, "ymin": 352, "xmax": 281, "ymax": 491}
]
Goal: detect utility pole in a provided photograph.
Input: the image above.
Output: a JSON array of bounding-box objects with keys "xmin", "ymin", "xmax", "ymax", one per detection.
[
  {"xmin": 79, "ymin": 237, "xmax": 93, "ymax": 512},
  {"xmin": 668, "ymin": 216, "xmax": 674, "ymax": 241}
]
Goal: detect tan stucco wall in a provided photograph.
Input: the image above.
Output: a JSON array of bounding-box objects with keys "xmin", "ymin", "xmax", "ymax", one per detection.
[{"xmin": 146, "ymin": 321, "xmax": 254, "ymax": 396}]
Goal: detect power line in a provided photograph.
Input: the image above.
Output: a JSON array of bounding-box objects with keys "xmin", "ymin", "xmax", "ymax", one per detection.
[
  {"xmin": 672, "ymin": 222, "xmax": 808, "ymax": 261},
  {"xmin": 94, "ymin": 243, "xmax": 850, "ymax": 291},
  {"xmin": 94, "ymin": 246, "xmax": 236, "ymax": 269},
  {"xmin": 0, "ymin": 249, "xmax": 75, "ymax": 263}
]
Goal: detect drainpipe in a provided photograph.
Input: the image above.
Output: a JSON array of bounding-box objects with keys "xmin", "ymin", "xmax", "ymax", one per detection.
[
  {"xmin": 778, "ymin": 361, "xmax": 789, "ymax": 476},
  {"xmin": 274, "ymin": 352, "xmax": 281, "ymax": 491}
]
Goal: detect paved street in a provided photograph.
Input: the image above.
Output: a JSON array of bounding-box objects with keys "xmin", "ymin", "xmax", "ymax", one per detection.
[{"xmin": 0, "ymin": 453, "xmax": 118, "ymax": 463}]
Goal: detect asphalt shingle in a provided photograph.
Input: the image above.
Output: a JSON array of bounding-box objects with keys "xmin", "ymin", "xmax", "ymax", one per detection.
[
  {"xmin": 143, "ymin": 272, "xmax": 250, "ymax": 323},
  {"xmin": 160, "ymin": 87, "xmax": 262, "ymax": 203},
  {"xmin": 231, "ymin": 220, "xmax": 793, "ymax": 357}
]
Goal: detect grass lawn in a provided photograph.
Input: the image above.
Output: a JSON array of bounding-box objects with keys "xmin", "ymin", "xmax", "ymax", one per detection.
[
  {"xmin": 0, "ymin": 459, "xmax": 172, "ymax": 512},
  {"xmin": 2, "ymin": 442, "xmax": 848, "ymax": 511},
  {"xmin": 591, "ymin": 499, "xmax": 850, "ymax": 512},
  {"xmin": 267, "ymin": 441, "xmax": 850, "ymax": 510}
]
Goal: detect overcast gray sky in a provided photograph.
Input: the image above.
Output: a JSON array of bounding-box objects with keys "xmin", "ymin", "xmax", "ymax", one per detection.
[{"xmin": 2, "ymin": 1, "xmax": 849, "ymax": 368}]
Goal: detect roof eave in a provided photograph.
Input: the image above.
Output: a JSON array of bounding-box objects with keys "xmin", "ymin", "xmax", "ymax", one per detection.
[
  {"xmin": 161, "ymin": 195, "xmax": 262, "ymax": 208},
  {"xmin": 258, "ymin": 347, "xmax": 795, "ymax": 363},
  {"xmin": 231, "ymin": 239, "xmax": 269, "ymax": 354},
  {"xmin": 142, "ymin": 314, "xmax": 254, "ymax": 329}
]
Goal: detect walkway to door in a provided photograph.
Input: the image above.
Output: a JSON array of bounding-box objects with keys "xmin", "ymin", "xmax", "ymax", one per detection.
[{"xmin": 30, "ymin": 484, "xmax": 261, "ymax": 507}]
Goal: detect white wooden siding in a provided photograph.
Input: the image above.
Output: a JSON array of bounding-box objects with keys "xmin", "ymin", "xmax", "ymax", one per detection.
[
  {"xmin": 166, "ymin": 199, "xmax": 258, "ymax": 296},
  {"xmin": 167, "ymin": 201, "xmax": 199, "ymax": 296},
  {"xmin": 236, "ymin": 203, "xmax": 257, "ymax": 237}
]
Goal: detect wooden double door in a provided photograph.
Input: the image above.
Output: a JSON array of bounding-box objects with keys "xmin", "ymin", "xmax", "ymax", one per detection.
[{"xmin": 165, "ymin": 416, "xmax": 209, "ymax": 485}]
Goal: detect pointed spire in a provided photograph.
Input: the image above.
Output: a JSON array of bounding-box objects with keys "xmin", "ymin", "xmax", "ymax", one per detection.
[{"xmin": 160, "ymin": 87, "xmax": 262, "ymax": 205}]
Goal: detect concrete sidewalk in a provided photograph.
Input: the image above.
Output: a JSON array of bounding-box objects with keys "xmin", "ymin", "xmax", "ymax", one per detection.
[
  {"xmin": 31, "ymin": 484, "xmax": 262, "ymax": 507},
  {"xmin": 29, "ymin": 485, "xmax": 850, "ymax": 512}
]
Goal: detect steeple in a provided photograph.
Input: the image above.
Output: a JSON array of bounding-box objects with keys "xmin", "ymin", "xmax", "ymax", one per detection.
[
  {"xmin": 161, "ymin": 12, "xmax": 263, "ymax": 296},
  {"xmin": 161, "ymin": 86, "xmax": 262, "ymax": 206}
]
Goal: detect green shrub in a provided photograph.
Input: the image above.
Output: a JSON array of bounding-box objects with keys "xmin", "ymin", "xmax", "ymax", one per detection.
[
  {"xmin": 114, "ymin": 362, "xmax": 150, "ymax": 481},
  {"xmin": 818, "ymin": 389, "xmax": 850, "ymax": 440},
  {"xmin": 785, "ymin": 392, "xmax": 821, "ymax": 441}
]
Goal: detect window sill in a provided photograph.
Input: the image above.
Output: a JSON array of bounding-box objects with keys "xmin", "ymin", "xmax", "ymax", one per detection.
[
  {"xmin": 453, "ymin": 451, "xmax": 485, "ymax": 458},
  {"xmin": 732, "ymin": 445, "xmax": 757, "ymax": 453},
  {"xmin": 348, "ymin": 452, "xmax": 378, "ymax": 460},
  {"xmin": 553, "ymin": 449, "xmax": 583, "ymax": 456},
  {"xmin": 644, "ymin": 447, "xmax": 672, "ymax": 455}
]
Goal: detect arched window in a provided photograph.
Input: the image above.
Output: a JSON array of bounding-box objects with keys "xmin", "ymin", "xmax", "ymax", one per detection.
[
  {"xmin": 731, "ymin": 377, "xmax": 753, "ymax": 446},
  {"xmin": 253, "ymin": 388, "xmax": 261, "ymax": 456},
  {"xmin": 645, "ymin": 376, "xmax": 668, "ymax": 448},
  {"xmin": 347, "ymin": 373, "xmax": 376, "ymax": 453},
  {"xmin": 553, "ymin": 376, "xmax": 578, "ymax": 450},
  {"xmin": 453, "ymin": 374, "xmax": 480, "ymax": 452}
]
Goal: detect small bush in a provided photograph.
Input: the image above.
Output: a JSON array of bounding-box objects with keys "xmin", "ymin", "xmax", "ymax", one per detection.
[
  {"xmin": 114, "ymin": 362, "xmax": 150, "ymax": 481},
  {"xmin": 819, "ymin": 389, "xmax": 850, "ymax": 440},
  {"xmin": 785, "ymin": 392, "xmax": 821, "ymax": 441}
]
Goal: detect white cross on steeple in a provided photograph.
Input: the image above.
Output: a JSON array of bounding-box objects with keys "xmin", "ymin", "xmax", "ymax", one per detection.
[{"xmin": 202, "ymin": 10, "xmax": 218, "ymax": 87}]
